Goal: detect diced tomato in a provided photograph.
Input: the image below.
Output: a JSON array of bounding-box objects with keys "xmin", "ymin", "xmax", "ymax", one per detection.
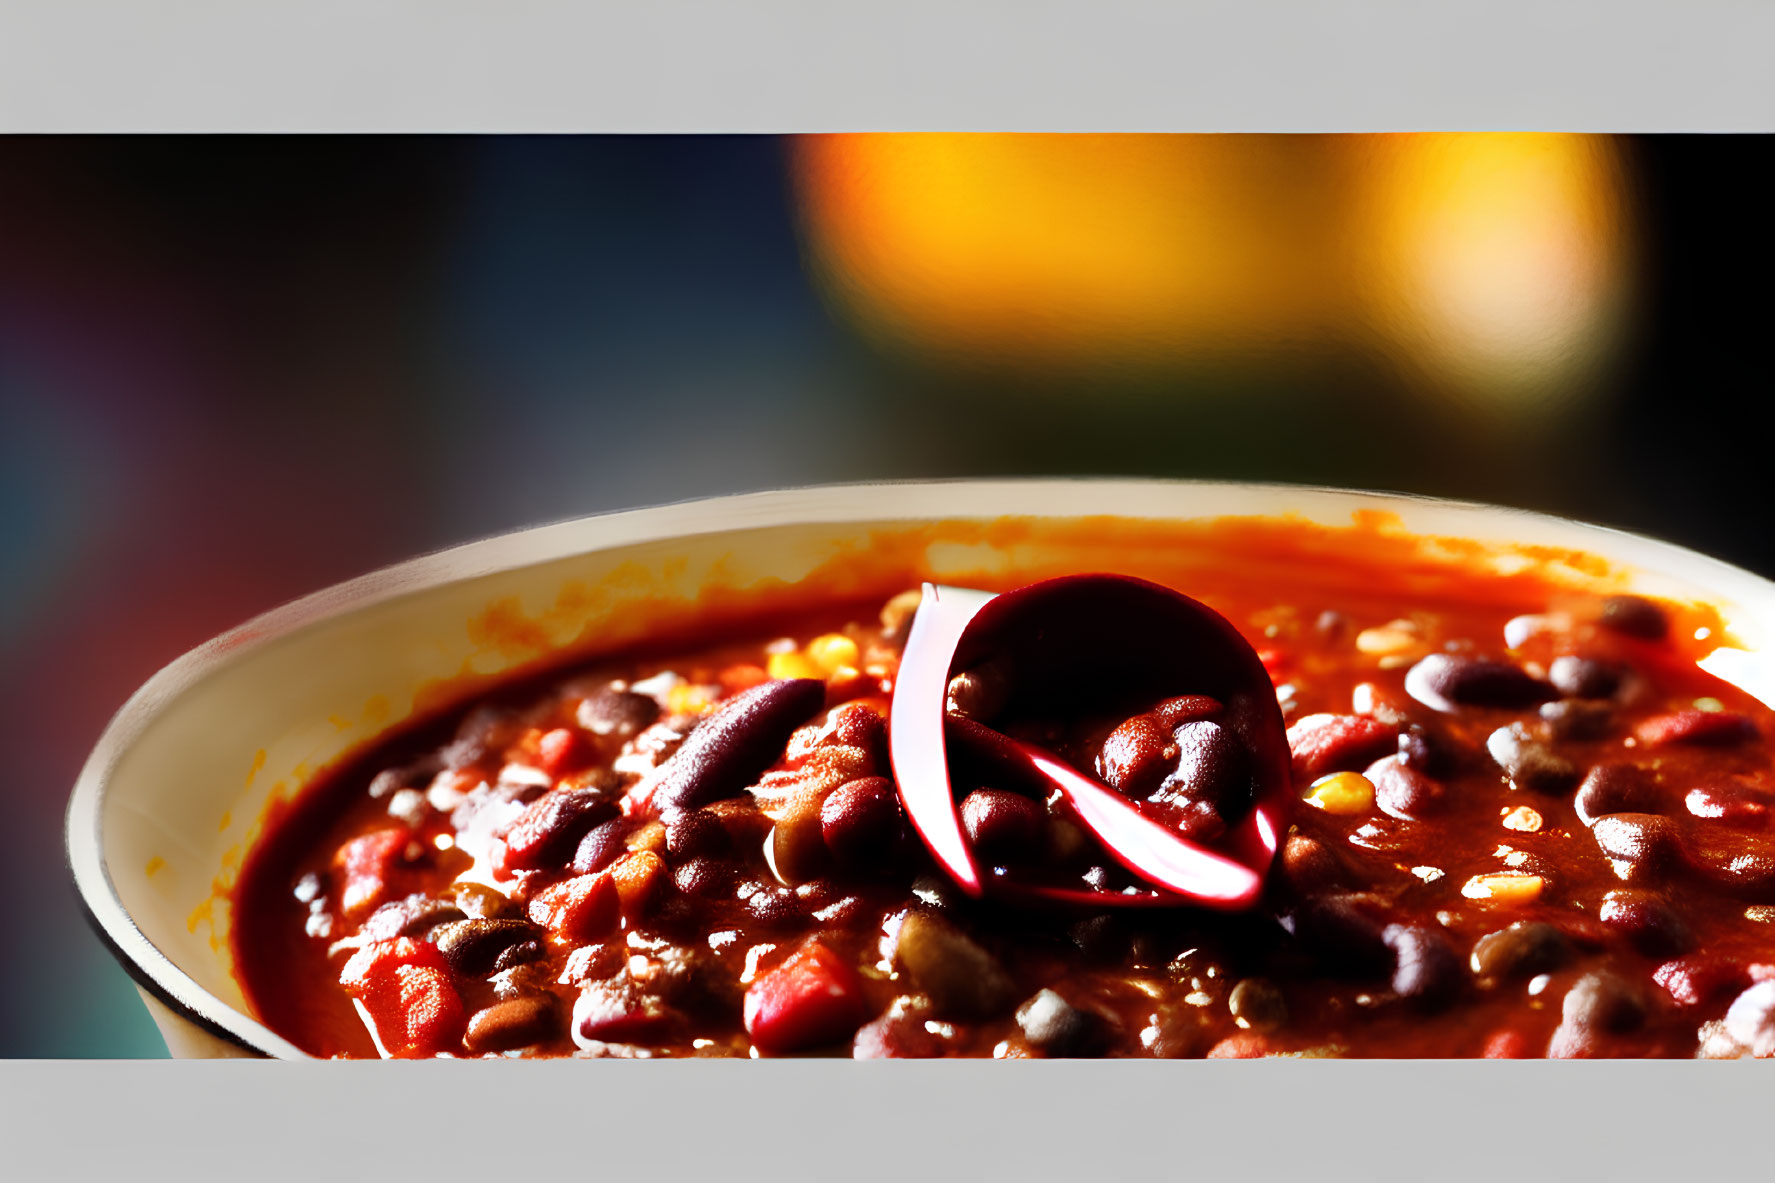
[
  {"xmin": 339, "ymin": 938, "xmax": 463, "ymax": 1057},
  {"xmin": 1256, "ymin": 648, "xmax": 1288, "ymax": 678},
  {"xmin": 1480, "ymin": 1028, "xmax": 1535, "ymax": 1058},
  {"xmin": 526, "ymin": 872, "xmax": 619, "ymax": 941},
  {"xmin": 537, "ymin": 727, "xmax": 590, "ymax": 777},
  {"xmin": 332, "ymin": 829, "xmax": 415, "ymax": 919},
  {"xmin": 1636, "ymin": 710, "xmax": 1758, "ymax": 747},
  {"xmin": 744, "ymin": 941, "xmax": 869, "ymax": 1055},
  {"xmin": 1286, "ymin": 713, "xmax": 1399, "ymax": 783},
  {"xmin": 1205, "ymin": 1031, "xmax": 1273, "ymax": 1058}
]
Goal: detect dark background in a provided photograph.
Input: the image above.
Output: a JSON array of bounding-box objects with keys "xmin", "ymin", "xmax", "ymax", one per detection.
[{"xmin": 0, "ymin": 134, "xmax": 1767, "ymax": 1056}]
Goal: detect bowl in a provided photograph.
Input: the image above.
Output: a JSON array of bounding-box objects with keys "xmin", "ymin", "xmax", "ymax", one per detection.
[{"xmin": 65, "ymin": 479, "xmax": 1775, "ymax": 1058}]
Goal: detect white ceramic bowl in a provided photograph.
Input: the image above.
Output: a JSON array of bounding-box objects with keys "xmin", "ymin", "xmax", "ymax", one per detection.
[{"xmin": 65, "ymin": 479, "xmax": 1775, "ymax": 1058}]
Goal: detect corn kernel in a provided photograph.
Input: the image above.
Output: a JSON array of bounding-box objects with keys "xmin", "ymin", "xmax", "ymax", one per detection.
[
  {"xmin": 1460, "ymin": 872, "xmax": 1544, "ymax": 904},
  {"xmin": 666, "ymin": 682, "xmax": 717, "ymax": 715},
  {"xmin": 767, "ymin": 651, "xmax": 821, "ymax": 680},
  {"xmin": 1501, "ymin": 806, "xmax": 1543, "ymax": 833},
  {"xmin": 1303, "ymin": 771, "xmax": 1375, "ymax": 815},
  {"xmin": 806, "ymin": 633, "xmax": 861, "ymax": 676}
]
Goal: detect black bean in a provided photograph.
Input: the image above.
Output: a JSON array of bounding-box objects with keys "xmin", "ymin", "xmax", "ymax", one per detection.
[
  {"xmin": 960, "ymin": 789, "xmax": 1046, "ymax": 866},
  {"xmin": 1227, "ymin": 979, "xmax": 1288, "ymax": 1032},
  {"xmin": 663, "ymin": 807, "xmax": 731, "ymax": 863},
  {"xmin": 1591, "ymin": 813, "xmax": 1682, "ymax": 883},
  {"xmin": 502, "ymin": 789, "xmax": 619, "ymax": 871},
  {"xmin": 433, "ymin": 918, "xmax": 543, "ymax": 976},
  {"xmin": 1541, "ymin": 699, "xmax": 1615, "ymax": 741},
  {"xmin": 579, "ymin": 686, "xmax": 661, "ymax": 739},
  {"xmin": 1598, "ymin": 890, "xmax": 1694, "ymax": 957},
  {"xmin": 1574, "ymin": 764, "xmax": 1659, "ymax": 826},
  {"xmin": 1470, "ymin": 921, "xmax": 1571, "ymax": 980},
  {"xmin": 1562, "ymin": 971, "xmax": 1646, "ymax": 1033},
  {"xmin": 1016, "ymin": 989, "xmax": 1115, "ymax": 1056},
  {"xmin": 893, "ymin": 910, "xmax": 1014, "ymax": 1020},
  {"xmin": 1366, "ymin": 755, "xmax": 1447, "ymax": 820},
  {"xmin": 464, "ymin": 995, "xmax": 561, "ymax": 1053},
  {"xmin": 1599, "ymin": 595, "xmax": 1669, "ymax": 641},
  {"xmin": 1384, "ymin": 924, "xmax": 1463, "ymax": 1011},
  {"xmin": 1159, "ymin": 721, "xmax": 1247, "ymax": 806},
  {"xmin": 672, "ymin": 856, "xmax": 732, "ymax": 899},
  {"xmin": 1723, "ymin": 981, "xmax": 1775, "ymax": 1058},
  {"xmin": 1404, "ymin": 654, "xmax": 1555, "ymax": 713},
  {"xmin": 1548, "ymin": 656, "xmax": 1624, "ymax": 700},
  {"xmin": 570, "ymin": 818, "xmax": 631, "ymax": 875},
  {"xmin": 820, "ymin": 776, "xmax": 906, "ymax": 867},
  {"xmin": 1486, "ymin": 723, "xmax": 1579, "ymax": 795},
  {"xmin": 649, "ymin": 679, "xmax": 827, "ymax": 813},
  {"xmin": 359, "ymin": 894, "xmax": 466, "ymax": 942}
]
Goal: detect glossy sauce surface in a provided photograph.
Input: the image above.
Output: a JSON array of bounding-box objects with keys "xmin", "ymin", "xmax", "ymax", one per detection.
[{"xmin": 232, "ymin": 536, "xmax": 1775, "ymax": 1059}]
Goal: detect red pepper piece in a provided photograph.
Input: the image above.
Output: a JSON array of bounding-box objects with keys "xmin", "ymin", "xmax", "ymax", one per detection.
[
  {"xmin": 744, "ymin": 942, "xmax": 869, "ymax": 1055},
  {"xmin": 1286, "ymin": 714, "xmax": 1399, "ymax": 783},
  {"xmin": 537, "ymin": 727, "xmax": 591, "ymax": 777},
  {"xmin": 339, "ymin": 938, "xmax": 464, "ymax": 1057}
]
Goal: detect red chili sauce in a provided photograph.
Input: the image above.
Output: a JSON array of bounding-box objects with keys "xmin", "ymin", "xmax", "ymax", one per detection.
[{"xmin": 231, "ymin": 540, "xmax": 1775, "ymax": 1059}]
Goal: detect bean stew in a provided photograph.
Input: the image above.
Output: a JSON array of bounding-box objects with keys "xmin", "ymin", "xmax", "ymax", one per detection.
[{"xmin": 230, "ymin": 528, "xmax": 1775, "ymax": 1059}]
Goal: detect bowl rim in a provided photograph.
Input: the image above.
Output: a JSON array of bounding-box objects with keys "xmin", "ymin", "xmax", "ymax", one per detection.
[{"xmin": 65, "ymin": 476, "xmax": 1775, "ymax": 1058}]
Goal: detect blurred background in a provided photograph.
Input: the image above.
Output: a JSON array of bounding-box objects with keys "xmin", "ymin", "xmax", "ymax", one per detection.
[{"xmin": 1, "ymin": 133, "xmax": 1767, "ymax": 1056}]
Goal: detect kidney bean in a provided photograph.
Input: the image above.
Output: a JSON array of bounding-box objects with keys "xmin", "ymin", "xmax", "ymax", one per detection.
[
  {"xmin": 1152, "ymin": 695, "xmax": 1223, "ymax": 729},
  {"xmin": 1574, "ymin": 763, "xmax": 1659, "ymax": 826},
  {"xmin": 578, "ymin": 686, "xmax": 661, "ymax": 739},
  {"xmin": 441, "ymin": 705, "xmax": 518, "ymax": 770},
  {"xmin": 662, "ymin": 807, "xmax": 732, "ymax": 863},
  {"xmin": 742, "ymin": 882, "xmax": 810, "ymax": 930},
  {"xmin": 1598, "ymin": 890, "xmax": 1694, "ymax": 957},
  {"xmin": 464, "ymin": 995, "xmax": 560, "ymax": 1054},
  {"xmin": 1636, "ymin": 709, "xmax": 1759, "ymax": 747},
  {"xmin": 820, "ymin": 776, "xmax": 905, "ymax": 867},
  {"xmin": 1653, "ymin": 953, "xmax": 1775, "ymax": 1008},
  {"xmin": 1017, "ymin": 989, "xmax": 1115, "ymax": 1056},
  {"xmin": 829, "ymin": 704, "xmax": 889, "ymax": 769},
  {"xmin": 744, "ymin": 942, "xmax": 869, "ymax": 1055},
  {"xmin": 429, "ymin": 918, "xmax": 541, "ymax": 975},
  {"xmin": 1682, "ymin": 827, "xmax": 1775, "ymax": 894},
  {"xmin": 1485, "ymin": 724, "xmax": 1579, "ymax": 795},
  {"xmin": 894, "ymin": 910, "xmax": 1015, "ymax": 1020},
  {"xmin": 1366, "ymin": 755, "xmax": 1447, "ymax": 820},
  {"xmin": 960, "ymin": 789, "xmax": 1047, "ymax": 866},
  {"xmin": 1469, "ymin": 921, "xmax": 1571, "ymax": 981},
  {"xmin": 1591, "ymin": 813, "xmax": 1682, "ymax": 883},
  {"xmin": 1285, "ymin": 892, "xmax": 1392, "ymax": 974},
  {"xmin": 1227, "ymin": 978, "xmax": 1288, "ymax": 1031},
  {"xmin": 489, "ymin": 958, "xmax": 560, "ymax": 1002},
  {"xmin": 1539, "ymin": 699, "xmax": 1615, "ymax": 741},
  {"xmin": 1547, "ymin": 655, "xmax": 1624, "ymax": 701},
  {"xmin": 573, "ymin": 976, "xmax": 680, "ymax": 1046},
  {"xmin": 771, "ymin": 784, "xmax": 833, "ymax": 885},
  {"xmin": 1563, "ymin": 971, "xmax": 1646, "ymax": 1034},
  {"xmin": 536, "ymin": 728, "xmax": 591, "ymax": 778},
  {"xmin": 1599, "ymin": 595, "xmax": 1669, "ymax": 641},
  {"xmin": 359, "ymin": 895, "xmax": 466, "ymax": 942},
  {"xmin": 1384, "ymin": 924, "xmax": 1463, "ymax": 1011},
  {"xmin": 1684, "ymin": 782, "xmax": 1772, "ymax": 828},
  {"xmin": 852, "ymin": 996, "xmax": 946, "ymax": 1058},
  {"xmin": 491, "ymin": 939, "xmax": 545, "ymax": 973},
  {"xmin": 647, "ymin": 679, "xmax": 827, "ymax": 814},
  {"xmin": 1160, "ymin": 720, "xmax": 1247, "ymax": 806},
  {"xmin": 1723, "ymin": 981, "xmax": 1775, "ymax": 1057},
  {"xmin": 704, "ymin": 798, "xmax": 775, "ymax": 850},
  {"xmin": 1405, "ymin": 654, "xmax": 1555, "ymax": 713},
  {"xmin": 1099, "ymin": 714, "xmax": 1176, "ymax": 795},
  {"xmin": 526, "ymin": 874, "xmax": 620, "ymax": 943},
  {"xmin": 1275, "ymin": 833, "xmax": 1359, "ymax": 895},
  {"xmin": 632, "ymin": 945, "xmax": 744, "ymax": 1020},
  {"xmin": 502, "ymin": 790, "xmax": 618, "ymax": 872},
  {"xmin": 672, "ymin": 856, "xmax": 733, "ymax": 899},
  {"xmin": 570, "ymin": 818, "xmax": 631, "ymax": 876},
  {"xmin": 1396, "ymin": 725, "xmax": 1461, "ymax": 778},
  {"xmin": 946, "ymin": 661, "xmax": 1012, "ymax": 722},
  {"xmin": 1286, "ymin": 714, "xmax": 1399, "ymax": 783}
]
